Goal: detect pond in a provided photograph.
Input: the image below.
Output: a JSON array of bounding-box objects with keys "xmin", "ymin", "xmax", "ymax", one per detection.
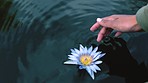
[{"xmin": 0, "ymin": 0, "xmax": 148, "ymax": 83}]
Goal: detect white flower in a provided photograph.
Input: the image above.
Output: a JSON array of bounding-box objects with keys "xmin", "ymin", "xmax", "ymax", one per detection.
[{"xmin": 64, "ymin": 44, "xmax": 105, "ymax": 80}]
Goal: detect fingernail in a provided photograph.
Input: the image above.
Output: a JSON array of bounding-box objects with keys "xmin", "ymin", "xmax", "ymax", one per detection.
[
  {"xmin": 96, "ymin": 18, "xmax": 102, "ymax": 22},
  {"xmin": 90, "ymin": 28, "xmax": 94, "ymax": 32},
  {"xmin": 97, "ymin": 38, "xmax": 101, "ymax": 42}
]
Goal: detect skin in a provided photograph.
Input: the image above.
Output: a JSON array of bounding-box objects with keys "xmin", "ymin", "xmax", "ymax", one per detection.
[{"xmin": 90, "ymin": 15, "xmax": 142, "ymax": 42}]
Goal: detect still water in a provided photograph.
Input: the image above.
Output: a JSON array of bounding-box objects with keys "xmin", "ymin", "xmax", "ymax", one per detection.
[{"xmin": 0, "ymin": 0, "xmax": 148, "ymax": 83}]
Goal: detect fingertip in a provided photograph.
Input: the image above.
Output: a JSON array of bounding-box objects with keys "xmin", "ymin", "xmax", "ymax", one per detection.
[
  {"xmin": 90, "ymin": 27, "xmax": 94, "ymax": 32},
  {"xmin": 97, "ymin": 34, "xmax": 103, "ymax": 42},
  {"xmin": 115, "ymin": 32, "xmax": 122, "ymax": 37},
  {"xmin": 97, "ymin": 36, "xmax": 102, "ymax": 42},
  {"xmin": 90, "ymin": 22, "xmax": 100, "ymax": 31},
  {"xmin": 97, "ymin": 38, "xmax": 101, "ymax": 42},
  {"xmin": 114, "ymin": 34, "xmax": 118, "ymax": 37}
]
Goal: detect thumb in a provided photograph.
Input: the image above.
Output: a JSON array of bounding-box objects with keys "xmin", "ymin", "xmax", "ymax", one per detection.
[{"xmin": 99, "ymin": 20, "xmax": 115, "ymax": 29}]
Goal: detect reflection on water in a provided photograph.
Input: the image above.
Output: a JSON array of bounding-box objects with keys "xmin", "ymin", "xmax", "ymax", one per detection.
[{"xmin": 0, "ymin": 0, "xmax": 148, "ymax": 83}]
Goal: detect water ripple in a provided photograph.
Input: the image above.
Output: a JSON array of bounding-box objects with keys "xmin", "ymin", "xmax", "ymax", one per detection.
[{"xmin": 1, "ymin": 0, "xmax": 148, "ymax": 83}]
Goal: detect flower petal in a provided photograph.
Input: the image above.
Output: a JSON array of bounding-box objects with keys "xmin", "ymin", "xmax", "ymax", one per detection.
[
  {"xmin": 64, "ymin": 60, "xmax": 78, "ymax": 65},
  {"xmin": 80, "ymin": 44, "xmax": 84, "ymax": 48},
  {"xmin": 71, "ymin": 49, "xmax": 75, "ymax": 53},
  {"xmin": 68, "ymin": 55, "xmax": 73, "ymax": 57},
  {"xmin": 68, "ymin": 55, "xmax": 75, "ymax": 58},
  {"xmin": 99, "ymin": 53, "xmax": 106, "ymax": 59},
  {"xmin": 93, "ymin": 64, "xmax": 101, "ymax": 71},
  {"xmin": 74, "ymin": 48, "xmax": 80, "ymax": 54},
  {"xmin": 93, "ymin": 53, "xmax": 105, "ymax": 61},
  {"xmin": 94, "ymin": 61, "xmax": 102, "ymax": 64},
  {"xmin": 84, "ymin": 47, "xmax": 88, "ymax": 54},
  {"xmin": 86, "ymin": 66, "xmax": 91, "ymax": 75},
  {"xmin": 71, "ymin": 53, "xmax": 79, "ymax": 57},
  {"xmin": 93, "ymin": 51, "xmax": 101, "ymax": 59},
  {"xmin": 91, "ymin": 47, "xmax": 98, "ymax": 55},
  {"xmin": 86, "ymin": 66, "xmax": 95, "ymax": 80},
  {"xmin": 89, "ymin": 65, "xmax": 97, "ymax": 73},
  {"xmin": 68, "ymin": 57, "xmax": 78, "ymax": 61},
  {"xmin": 80, "ymin": 44, "xmax": 84, "ymax": 51},
  {"xmin": 90, "ymin": 70, "xmax": 95, "ymax": 80},
  {"xmin": 88, "ymin": 46, "xmax": 93, "ymax": 54}
]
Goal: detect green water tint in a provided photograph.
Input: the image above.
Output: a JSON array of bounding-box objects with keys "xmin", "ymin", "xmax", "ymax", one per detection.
[{"xmin": 0, "ymin": 0, "xmax": 148, "ymax": 83}]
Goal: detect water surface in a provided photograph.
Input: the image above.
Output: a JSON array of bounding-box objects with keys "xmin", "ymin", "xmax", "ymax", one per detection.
[{"xmin": 0, "ymin": 0, "xmax": 148, "ymax": 83}]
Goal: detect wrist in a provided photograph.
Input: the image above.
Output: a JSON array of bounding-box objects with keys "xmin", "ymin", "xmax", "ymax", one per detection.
[{"xmin": 131, "ymin": 15, "xmax": 142, "ymax": 32}]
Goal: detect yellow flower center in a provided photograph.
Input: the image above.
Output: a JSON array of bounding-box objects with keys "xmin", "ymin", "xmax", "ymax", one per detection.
[{"xmin": 80, "ymin": 55, "xmax": 92, "ymax": 66}]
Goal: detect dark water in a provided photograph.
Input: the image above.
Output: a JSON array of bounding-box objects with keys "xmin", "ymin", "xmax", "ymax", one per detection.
[{"xmin": 0, "ymin": 0, "xmax": 148, "ymax": 83}]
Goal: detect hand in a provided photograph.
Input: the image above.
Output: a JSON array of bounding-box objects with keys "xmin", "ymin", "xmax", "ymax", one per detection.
[{"xmin": 90, "ymin": 15, "xmax": 142, "ymax": 42}]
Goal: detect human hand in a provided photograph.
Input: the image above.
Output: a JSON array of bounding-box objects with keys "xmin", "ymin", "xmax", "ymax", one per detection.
[{"xmin": 90, "ymin": 15, "xmax": 142, "ymax": 42}]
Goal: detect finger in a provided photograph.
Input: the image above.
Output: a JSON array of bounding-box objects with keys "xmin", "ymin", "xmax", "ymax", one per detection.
[
  {"xmin": 99, "ymin": 20, "xmax": 115, "ymax": 29},
  {"xmin": 90, "ymin": 22, "xmax": 101, "ymax": 31},
  {"xmin": 97, "ymin": 27, "xmax": 107, "ymax": 42},
  {"xmin": 115, "ymin": 32, "xmax": 122, "ymax": 37}
]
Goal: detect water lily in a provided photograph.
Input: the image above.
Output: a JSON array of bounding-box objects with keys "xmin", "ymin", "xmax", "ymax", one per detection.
[{"xmin": 64, "ymin": 44, "xmax": 105, "ymax": 80}]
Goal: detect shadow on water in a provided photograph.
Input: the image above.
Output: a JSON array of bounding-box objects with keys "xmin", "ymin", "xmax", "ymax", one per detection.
[
  {"xmin": 98, "ymin": 36, "xmax": 148, "ymax": 83},
  {"xmin": 0, "ymin": 0, "xmax": 148, "ymax": 83}
]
